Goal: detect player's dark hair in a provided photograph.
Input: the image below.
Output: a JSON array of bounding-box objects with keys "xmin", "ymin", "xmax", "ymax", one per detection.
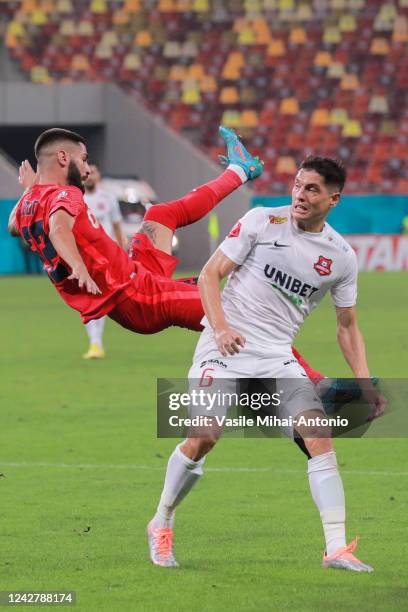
[
  {"xmin": 34, "ymin": 128, "xmax": 86, "ymax": 160},
  {"xmin": 299, "ymin": 156, "xmax": 347, "ymax": 192}
]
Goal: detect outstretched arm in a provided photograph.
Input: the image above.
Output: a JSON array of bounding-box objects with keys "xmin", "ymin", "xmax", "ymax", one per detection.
[
  {"xmin": 336, "ymin": 305, "xmax": 386, "ymax": 420},
  {"xmin": 49, "ymin": 210, "xmax": 101, "ymax": 295},
  {"xmin": 8, "ymin": 160, "xmax": 38, "ymax": 236},
  {"xmin": 198, "ymin": 249, "xmax": 245, "ymax": 356}
]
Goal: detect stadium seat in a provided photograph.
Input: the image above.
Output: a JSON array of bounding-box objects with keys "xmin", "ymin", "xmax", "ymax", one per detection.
[{"xmin": 4, "ymin": 0, "xmax": 406, "ymax": 196}]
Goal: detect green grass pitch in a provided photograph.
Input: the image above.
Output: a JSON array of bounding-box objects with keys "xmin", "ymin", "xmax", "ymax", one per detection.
[{"xmin": 1, "ymin": 273, "xmax": 407, "ymax": 611}]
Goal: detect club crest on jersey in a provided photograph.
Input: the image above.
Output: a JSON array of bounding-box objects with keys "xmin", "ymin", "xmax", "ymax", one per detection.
[
  {"xmin": 314, "ymin": 256, "xmax": 332, "ymax": 276},
  {"xmin": 228, "ymin": 222, "xmax": 241, "ymax": 238},
  {"xmin": 57, "ymin": 190, "xmax": 68, "ymax": 200},
  {"xmin": 269, "ymin": 215, "xmax": 287, "ymax": 224}
]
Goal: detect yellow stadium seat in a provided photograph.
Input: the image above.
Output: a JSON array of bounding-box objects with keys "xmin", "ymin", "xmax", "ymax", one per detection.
[
  {"xmin": 342, "ymin": 120, "xmax": 362, "ymax": 138},
  {"xmin": 193, "ymin": 0, "xmax": 209, "ymax": 12},
  {"xmin": 276, "ymin": 156, "xmax": 296, "ymax": 174},
  {"xmin": 239, "ymin": 26, "xmax": 256, "ymax": 44},
  {"xmin": 60, "ymin": 19, "xmax": 75, "ymax": 35},
  {"xmin": 95, "ymin": 45, "xmax": 112, "ymax": 59},
  {"xmin": 290, "ymin": 27, "xmax": 307, "ymax": 44},
  {"xmin": 220, "ymin": 86, "xmax": 239, "ymax": 104},
  {"xmin": 123, "ymin": 53, "xmax": 140, "ymax": 70},
  {"xmin": 78, "ymin": 20, "xmax": 94, "ymax": 36},
  {"xmin": 182, "ymin": 81, "xmax": 201, "ymax": 104},
  {"xmin": 279, "ymin": 0, "xmax": 295, "ymax": 10},
  {"xmin": 368, "ymin": 95, "xmax": 389, "ymax": 113},
  {"xmin": 101, "ymin": 31, "xmax": 118, "ymax": 47},
  {"xmin": 245, "ymin": 0, "xmax": 262, "ymax": 12},
  {"xmin": 339, "ymin": 14, "xmax": 356, "ymax": 32},
  {"xmin": 90, "ymin": 0, "xmax": 107, "ymax": 13},
  {"xmin": 280, "ymin": 97, "xmax": 299, "ymax": 114},
  {"xmin": 30, "ymin": 10, "xmax": 47, "ymax": 25},
  {"xmin": 221, "ymin": 110, "xmax": 241, "ymax": 128},
  {"xmin": 327, "ymin": 62, "xmax": 345, "ymax": 78},
  {"xmin": 134, "ymin": 30, "xmax": 152, "ymax": 46},
  {"xmin": 7, "ymin": 21, "xmax": 25, "ymax": 37},
  {"xmin": 241, "ymin": 110, "xmax": 259, "ymax": 128},
  {"xmin": 182, "ymin": 41, "xmax": 198, "ymax": 57},
  {"xmin": 340, "ymin": 74, "xmax": 359, "ymax": 90},
  {"xmin": 56, "ymin": 0, "xmax": 73, "ymax": 12},
  {"xmin": 310, "ymin": 109, "xmax": 329, "ymax": 126},
  {"xmin": 30, "ymin": 66, "xmax": 52, "ymax": 83},
  {"xmin": 323, "ymin": 27, "xmax": 341, "ymax": 44},
  {"xmin": 72, "ymin": 54, "xmax": 90, "ymax": 71},
  {"xmin": 163, "ymin": 41, "xmax": 181, "ymax": 58},
  {"xmin": 263, "ymin": 0, "xmax": 278, "ymax": 9},
  {"xmin": 370, "ymin": 38, "xmax": 390, "ymax": 54},
  {"xmin": 329, "ymin": 108, "xmax": 348, "ymax": 126},
  {"xmin": 296, "ymin": 4, "xmax": 312, "ymax": 20},
  {"xmin": 330, "ymin": 0, "xmax": 346, "ymax": 8},
  {"xmin": 169, "ymin": 65, "xmax": 187, "ymax": 80},
  {"xmin": 314, "ymin": 51, "xmax": 332, "ymax": 67},
  {"xmin": 267, "ymin": 40, "xmax": 285, "ymax": 56}
]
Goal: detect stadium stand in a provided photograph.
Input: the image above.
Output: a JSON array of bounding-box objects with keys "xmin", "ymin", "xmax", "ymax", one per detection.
[{"xmin": 1, "ymin": 0, "xmax": 407, "ymax": 194}]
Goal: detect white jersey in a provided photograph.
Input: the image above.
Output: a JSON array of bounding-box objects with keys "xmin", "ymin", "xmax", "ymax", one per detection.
[
  {"xmin": 201, "ymin": 205, "xmax": 358, "ymax": 354},
  {"xmin": 84, "ymin": 187, "xmax": 122, "ymax": 240}
]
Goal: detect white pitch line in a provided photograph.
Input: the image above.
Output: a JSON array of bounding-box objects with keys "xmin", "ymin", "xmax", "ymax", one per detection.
[{"xmin": 0, "ymin": 461, "xmax": 407, "ymax": 477}]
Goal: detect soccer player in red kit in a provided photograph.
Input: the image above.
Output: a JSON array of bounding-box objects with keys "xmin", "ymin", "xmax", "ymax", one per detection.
[{"xmin": 9, "ymin": 126, "xmax": 325, "ymax": 384}]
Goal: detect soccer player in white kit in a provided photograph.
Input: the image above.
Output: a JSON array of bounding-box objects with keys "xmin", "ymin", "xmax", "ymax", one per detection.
[
  {"xmin": 82, "ymin": 164, "xmax": 127, "ymax": 359},
  {"xmin": 148, "ymin": 156, "xmax": 386, "ymax": 571}
]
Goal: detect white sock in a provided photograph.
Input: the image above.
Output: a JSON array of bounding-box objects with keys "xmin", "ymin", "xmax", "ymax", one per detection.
[
  {"xmin": 152, "ymin": 443, "xmax": 205, "ymax": 529},
  {"xmin": 85, "ymin": 317, "xmax": 106, "ymax": 347},
  {"xmin": 228, "ymin": 164, "xmax": 248, "ymax": 184},
  {"xmin": 307, "ymin": 451, "xmax": 346, "ymax": 556}
]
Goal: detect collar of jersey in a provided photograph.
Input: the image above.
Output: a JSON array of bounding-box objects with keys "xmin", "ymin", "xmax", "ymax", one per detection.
[{"xmin": 290, "ymin": 214, "xmax": 328, "ymax": 238}]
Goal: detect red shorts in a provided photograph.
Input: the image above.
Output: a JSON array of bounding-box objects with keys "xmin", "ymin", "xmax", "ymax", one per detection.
[{"xmin": 108, "ymin": 234, "xmax": 204, "ymax": 334}]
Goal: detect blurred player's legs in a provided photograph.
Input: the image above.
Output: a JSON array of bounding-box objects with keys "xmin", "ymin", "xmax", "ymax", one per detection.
[{"xmin": 83, "ymin": 317, "xmax": 106, "ymax": 359}]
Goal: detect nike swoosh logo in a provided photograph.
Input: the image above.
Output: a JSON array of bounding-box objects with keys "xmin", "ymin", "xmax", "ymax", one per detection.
[{"xmin": 258, "ymin": 241, "xmax": 291, "ymax": 248}]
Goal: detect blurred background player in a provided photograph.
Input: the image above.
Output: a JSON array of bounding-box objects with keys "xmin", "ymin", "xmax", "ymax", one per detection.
[{"xmin": 82, "ymin": 164, "xmax": 127, "ymax": 359}]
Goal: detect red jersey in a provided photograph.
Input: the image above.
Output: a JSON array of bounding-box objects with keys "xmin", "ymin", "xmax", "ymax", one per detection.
[{"xmin": 15, "ymin": 184, "xmax": 137, "ymax": 322}]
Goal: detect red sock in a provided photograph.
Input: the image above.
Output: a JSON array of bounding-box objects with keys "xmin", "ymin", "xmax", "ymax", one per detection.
[
  {"xmin": 292, "ymin": 347, "xmax": 325, "ymax": 385},
  {"xmin": 144, "ymin": 169, "xmax": 242, "ymax": 231}
]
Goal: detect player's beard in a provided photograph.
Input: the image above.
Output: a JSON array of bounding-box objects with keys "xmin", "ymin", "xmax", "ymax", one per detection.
[{"xmin": 67, "ymin": 161, "xmax": 86, "ymax": 193}]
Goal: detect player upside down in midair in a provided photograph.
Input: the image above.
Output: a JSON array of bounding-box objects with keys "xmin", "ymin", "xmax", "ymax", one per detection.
[{"xmin": 8, "ymin": 126, "xmax": 325, "ymax": 385}]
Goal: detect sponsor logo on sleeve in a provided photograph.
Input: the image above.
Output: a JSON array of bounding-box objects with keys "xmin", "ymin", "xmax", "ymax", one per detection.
[
  {"xmin": 269, "ymin": 215, "xmax": 288, "ymax": 224},
  {"xmin": 314, "ymin": 255, "xmax": 333, "ymax": 276},
  {"xmin": 228, "ymin": 221, "xmax": 242, "ymax": 238},
  {"xmin": 57, "ymin": 190, "xmax": 68, "ymax": 200}
]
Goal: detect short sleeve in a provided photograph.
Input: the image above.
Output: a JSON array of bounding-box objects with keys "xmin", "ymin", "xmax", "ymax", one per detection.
[
  {"xmin": 330, "ymin": 249, "xmax": 358, "ymax": 307},
  {"xmin": 48, "ymin": 187, "xmax": 85, "ymax": 220},
  {"xmin": 109, "ymin": 195, "xmax": 123, "ymax": 224},
  {"xmin": 219, "ymin": 208, "xmax": 266, "ymax": 265}
]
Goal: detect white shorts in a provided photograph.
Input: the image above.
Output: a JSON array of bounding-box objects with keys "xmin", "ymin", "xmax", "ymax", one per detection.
[{"xmin": 188, "ymin": 327, "xmax": 324, "ymax": 435}]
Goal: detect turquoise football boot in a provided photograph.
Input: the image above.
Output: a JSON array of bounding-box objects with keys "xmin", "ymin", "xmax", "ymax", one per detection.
[{"xmin": 218, "ymin": 125, "xmax": 264, "ymax": 180}]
